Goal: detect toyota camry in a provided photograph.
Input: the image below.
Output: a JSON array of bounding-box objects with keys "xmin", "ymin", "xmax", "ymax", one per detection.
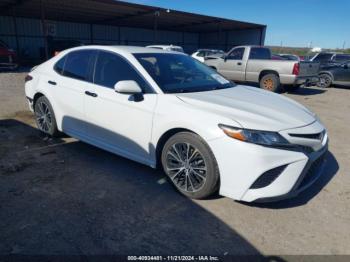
[{"xmin": 25, "ymin": 46, "xmax": 328, "ymax": 202}]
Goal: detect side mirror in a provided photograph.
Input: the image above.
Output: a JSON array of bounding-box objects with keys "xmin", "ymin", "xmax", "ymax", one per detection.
[{"xmin": 114, "ymin": 80, "xmax": 144, "ymax": 102}]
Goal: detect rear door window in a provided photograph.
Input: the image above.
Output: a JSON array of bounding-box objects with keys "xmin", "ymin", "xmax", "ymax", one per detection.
[
  {"xmin": 249, "ymin": 48, "xmax": 271, "ymax": 60},
  {"xmin": 334, "ymin": 54, "xmax": 350, "ymax": 62},
  {"xmin": 62, "ymin": 50, "xmax": 95, "ymax": 81},
  {"xmin": 313, "ymin": 53, "xmax": 333, "ymax": 62}
]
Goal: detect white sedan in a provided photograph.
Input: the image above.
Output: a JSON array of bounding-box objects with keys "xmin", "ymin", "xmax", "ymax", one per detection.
[{"xmin": 25, "ymin": 46, "xmax": 328, "ymax": 202}]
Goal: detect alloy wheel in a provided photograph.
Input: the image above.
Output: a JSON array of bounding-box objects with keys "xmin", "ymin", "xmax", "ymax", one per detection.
[
  {"xmin": 263, "ymin": 78, "xmax": 274, "ymax": 90},
  {"xmin": 319, "ymin": 75, "xmax": 331, "ymax": 88},
  {"xmin": 165, "ymin": 142, "xmax": 207, "ymax": 192},
  {"xmin": 35, "ymin": 101, "xmax": 52, "ymax": 133}
]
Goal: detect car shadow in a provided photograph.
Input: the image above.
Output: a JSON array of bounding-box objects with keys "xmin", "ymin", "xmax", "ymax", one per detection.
[
  {"xmin": 283, "ymin": 86, "xmax": 327, "ymax": 96},
  {"xmin": 331, "ymin": 84, "xmax": 350, "ymax": 89},
  {"xmin": 240, "ymin": 150, "xmax": 339, "ymax": 209},
  {"xmin": 0, "ymin": 118, "xmax": 269, "ymax": 258}
]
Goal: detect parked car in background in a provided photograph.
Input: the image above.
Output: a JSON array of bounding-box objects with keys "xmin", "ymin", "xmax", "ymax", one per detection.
[
  {"xmin": 0, "ymin": 40, "xmax": 18, "ymax": 70},
  {"xmin": 146, "ymin": 45, "xmax": 184, "ymax": 53},
  {"xmin": 278, "ymin": 54, "xmax": 300, "ymax": 61},
  {"xmin": 310, "ymin": 52, "xmax": 350, "ymax": 68},
  {"xmin": 271, "ymin": 54, "xmax": 286, "ymax": 60},
  {"xmin": 205, "ymin": 46, "xmax": 320, "ymax": 92},
  {"xmin": 191, "ymin": 49, "xmax": 225, "ymax": 63},
  {"xmin": 25, "ymin": 45, "xmax": 328, "ymax": 202},
  {"xmin": 317, "ymin": 61, "xmax": 350, "ymax": 88}
]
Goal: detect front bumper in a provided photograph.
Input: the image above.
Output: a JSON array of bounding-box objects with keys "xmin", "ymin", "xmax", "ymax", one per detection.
[
  {"xmin": 208, "ymin": 122, "xmax": 328, "ymax": 202},
  {"xmin": 254, "ymin": 141, "xmax": 327, "ymax": 202}
]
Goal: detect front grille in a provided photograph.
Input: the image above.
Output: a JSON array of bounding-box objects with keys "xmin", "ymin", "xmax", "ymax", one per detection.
[
  {"xmin": 298, "ymin": 153, "xmax": 326, "ymax": 189},
  {"xmin": 289, "ymin": 130, "xmax": 325, "ymax": 141},
  {"xmin": 298, "ymin": 145, "xmax": 314, "ymax": 154},
  {"xmin": 250, "ymin": 165, "xmax": 287, "ymax": 189},
  {"xmin": 0, "ymin": 55, "xmax": 10, "ymax": 63}
]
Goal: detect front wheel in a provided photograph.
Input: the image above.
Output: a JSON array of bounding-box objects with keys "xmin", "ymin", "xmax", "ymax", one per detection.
[{"xmin": 161, "ymin": 132, "xmax": 219, "ymax": 199}]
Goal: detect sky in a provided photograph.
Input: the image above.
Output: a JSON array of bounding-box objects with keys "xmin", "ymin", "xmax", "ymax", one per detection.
[{"xmin": 124, "ymin": 0, "xmax": 350, "ymax": 49}]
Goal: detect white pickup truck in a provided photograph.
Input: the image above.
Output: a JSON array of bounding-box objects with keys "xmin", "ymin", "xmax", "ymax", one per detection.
[{"xmin": 205, "ymin": 46, "xmax": 320, "ymax": 92}]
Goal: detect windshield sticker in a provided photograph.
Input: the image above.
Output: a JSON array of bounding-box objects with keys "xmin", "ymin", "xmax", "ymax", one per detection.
[{"xmin": 211, "ymin": 74, "xmax": 230, "ymax": 84}]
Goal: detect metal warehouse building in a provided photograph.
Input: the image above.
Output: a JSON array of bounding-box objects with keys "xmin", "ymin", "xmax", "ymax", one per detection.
[{"xmin": 0, "ymin": 0, "xmax": 266, "ymax": 62}]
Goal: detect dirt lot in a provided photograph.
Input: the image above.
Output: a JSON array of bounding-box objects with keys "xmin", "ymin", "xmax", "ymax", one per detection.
[{"xmin": 0, "ymin": 71, "xmax": 349, "ymax": 257}]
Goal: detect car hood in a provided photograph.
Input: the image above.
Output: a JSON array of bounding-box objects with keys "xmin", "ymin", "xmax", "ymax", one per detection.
[{"xmin": 176, "ymin": 85, "xmax": 316, "ymax": 131}]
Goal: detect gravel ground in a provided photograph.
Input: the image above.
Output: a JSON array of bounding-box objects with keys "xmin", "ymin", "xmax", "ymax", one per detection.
[{"xmin": 0, "ymin": 71, "xmax": 349, "ymax": 257}]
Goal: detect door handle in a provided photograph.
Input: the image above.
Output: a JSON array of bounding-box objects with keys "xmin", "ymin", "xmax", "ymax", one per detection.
[
  {"xmin": 85, "ymin": 91, "xmax": 98, "ymax": 97},
  {"xmin": 237, "ymin": 62, "xmax": 242, "ymax": 66},
  {"xmin": 48, "ymin": 80, "xmax": 57, "ymax": 85}
]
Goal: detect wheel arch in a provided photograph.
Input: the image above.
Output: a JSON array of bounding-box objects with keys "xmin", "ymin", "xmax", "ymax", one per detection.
[
  {"xmin": 259, "ymin": 70, "xmax": 279, "ymax": 81},
  {"xmin": 318, "ymin": 71, "xmax": 334, "ymax": 81},
  {"xmin": 33, "ymin": 92, "xmax": 45, "ymax": 106},
  {"xmin": 155, "ymin": 127, "xmax": 198, "ymax": 168}
]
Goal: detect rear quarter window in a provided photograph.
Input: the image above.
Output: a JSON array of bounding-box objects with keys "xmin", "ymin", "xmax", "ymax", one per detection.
[
  {"xmin": 62, "ymin": 50, "xmax": 95, "ymax": 81},
  {"xmin": 249, "ymin": 48, "xmax": 271, "ymax": 60},
  {"xmin": 53, "ymin": 56, "xmax": 66, "ymax": 75}
]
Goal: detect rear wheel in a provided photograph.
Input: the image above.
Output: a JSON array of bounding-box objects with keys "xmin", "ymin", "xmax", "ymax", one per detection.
[
  {"xmin": 161, "ymin": 132, "xmax": 219, "ymax": 199},
  {"xmin": 317, "ymin": 73, "xmax": 332, "ymax": 88},
  {"xmin": 260, "ymin": 73, "xmax": 280, "ymax": 92},
  {"xmin": 34, "ymin": 96, "xmax": 59, "ymax": 137}
]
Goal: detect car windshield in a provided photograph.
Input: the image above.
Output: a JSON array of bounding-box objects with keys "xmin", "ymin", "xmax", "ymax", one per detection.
[{"xmin": 134, "ymin": 53, "xmax": 235, "ymax": 94}]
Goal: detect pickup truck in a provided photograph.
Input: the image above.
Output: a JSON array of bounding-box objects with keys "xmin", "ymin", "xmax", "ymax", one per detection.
[{"xmin": 204, "ymin": 46, "xmax": 320, "ymax": 92}]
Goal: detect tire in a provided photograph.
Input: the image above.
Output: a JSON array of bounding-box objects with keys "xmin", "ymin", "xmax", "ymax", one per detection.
[
  {"xmin": 34, "ymin": 96, "xmax": 59, "ymax": 137},
  {"xmin": 161, "ymin": 132, "xmax": 220, "ymax": 199},
  {"xmin": 317, "ymin": 73, "xmax": 332, "ymax": 88},
  {"xmin": 260, "ymin": 73, "xmax": 280, "ymax": 92}
]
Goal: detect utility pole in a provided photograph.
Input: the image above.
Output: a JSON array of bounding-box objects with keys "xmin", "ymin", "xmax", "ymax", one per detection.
[{"xmin": 342, "ymin": 41, "xmax": 346, "ymax": 50}]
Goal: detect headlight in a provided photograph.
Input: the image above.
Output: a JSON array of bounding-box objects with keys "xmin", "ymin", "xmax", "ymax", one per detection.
[{"xmin": 218, "ymin": 124, "xmax": 290, "ymax": 147}]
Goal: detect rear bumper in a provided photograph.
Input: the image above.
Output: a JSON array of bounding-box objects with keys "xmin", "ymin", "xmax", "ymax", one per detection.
[
  {"xmin": 280, "ymin": 74, "xmax": 319, "ymax": 86},
  {"xmin": 295, "ymin": 76, "xmax": 320, "ymax": 86},
  {"xmin": 26, "ymin": 96, "xmax": 34, "ymax": 112}
]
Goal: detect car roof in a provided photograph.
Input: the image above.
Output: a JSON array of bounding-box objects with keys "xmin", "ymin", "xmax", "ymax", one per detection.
[
  {"xmin": 146, "ymin": 45, "xmax": 182, "ymax": 48},
  {"xmin": 197, "ymin": 49, "xmax": 223, "ymax": 52},
  {"xmin": 60, "ymin": 45, "xmax": 185, "ymax": 55}
]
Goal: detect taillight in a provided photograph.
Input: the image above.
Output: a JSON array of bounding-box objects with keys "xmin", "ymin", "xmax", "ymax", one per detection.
[
  {"xmin": 292, "ymin": 63, "xmax": 300, "ymax": 75},
  {"xmin": 25, "ymin": 75, "xmax": 33, "ymax": 82}
]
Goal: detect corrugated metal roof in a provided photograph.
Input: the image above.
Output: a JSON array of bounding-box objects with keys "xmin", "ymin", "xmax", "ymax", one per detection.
[{"xmin": 0, "ymin": 0, "xmax": 266, "ymax": 33}]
